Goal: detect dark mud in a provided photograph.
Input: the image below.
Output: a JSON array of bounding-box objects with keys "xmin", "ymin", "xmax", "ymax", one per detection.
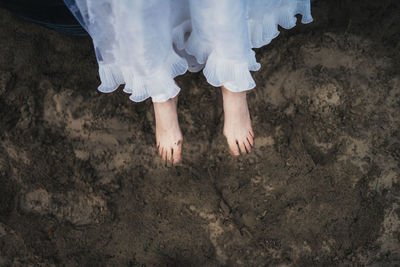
[{"xmin": 0, "ymin": 0, "xmax": 399, "ymax": 266}]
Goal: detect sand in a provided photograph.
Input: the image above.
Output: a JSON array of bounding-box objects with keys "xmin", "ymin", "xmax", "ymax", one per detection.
[{"xmin": 0, "ymin": 0, "xmax": 399, "ymax": 265}]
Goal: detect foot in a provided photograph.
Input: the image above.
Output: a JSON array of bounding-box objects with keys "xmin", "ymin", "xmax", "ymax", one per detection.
[
  {"xmin": 221, "ymin": 85, "xmax": 254, "ymax": 156},
  {"xmin": 153, "ymin": 94, "xmax": 183, "ymax": 165}
]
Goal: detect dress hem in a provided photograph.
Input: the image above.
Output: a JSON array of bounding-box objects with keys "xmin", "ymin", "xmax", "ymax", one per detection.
[{"xmin": 96, "ymin": 1, "xmax": 313, "ymax": 102}]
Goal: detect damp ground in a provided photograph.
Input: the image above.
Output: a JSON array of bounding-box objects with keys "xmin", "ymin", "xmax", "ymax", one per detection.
[{"xmin": 0, "ymin": 0, "xmax": 399, "ymax": 266}]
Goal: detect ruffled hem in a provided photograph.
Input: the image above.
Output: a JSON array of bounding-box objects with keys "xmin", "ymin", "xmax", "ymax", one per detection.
[
  {"xmin": 97, "ymin": 1, "xmax": 313, "ymax": 102},
  {"xmin": 171, "ymin": 20, "xmax": 261, "ymax": 91},
  {"xmin": 98, "ymin": 50, "xmax": 188, "ymax": 103},
  {"xmin": 248, "ymin": 0, "xmax": 313, "ymax": 48},
  {"xmin": 202, "ymin": 50, "xmax": 261, "ymax": 92},
  {"xmin": 171, "ymin": 0, "xmax": 313, "ymax": 92}
]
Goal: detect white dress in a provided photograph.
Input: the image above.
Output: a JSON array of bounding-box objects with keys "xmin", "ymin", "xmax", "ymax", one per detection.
[{"xmin": 63, "ymin": 0, "xmax": 313, "ymax": 102}]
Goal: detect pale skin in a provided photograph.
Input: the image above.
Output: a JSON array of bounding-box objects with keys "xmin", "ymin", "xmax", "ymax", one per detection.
[{"xmin": 153, "ymin": 84, "xmax": 254, "ymax": 165}]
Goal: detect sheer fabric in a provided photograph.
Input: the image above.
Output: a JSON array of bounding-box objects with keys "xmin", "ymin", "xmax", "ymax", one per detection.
[{"xmin": 64, "ymin": 0, "xmax": 313, "ymax": 102}]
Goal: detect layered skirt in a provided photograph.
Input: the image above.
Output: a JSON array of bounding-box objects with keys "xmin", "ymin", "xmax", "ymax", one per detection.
[{"xmin": 64, "ymin": 0, "xmax": 313, "ymax": 102}]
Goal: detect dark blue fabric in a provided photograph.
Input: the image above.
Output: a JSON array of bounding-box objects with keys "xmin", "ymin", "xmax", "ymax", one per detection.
[{"xmin": 0, "ymin": 0, "xmax": 87, "ymax": 35}]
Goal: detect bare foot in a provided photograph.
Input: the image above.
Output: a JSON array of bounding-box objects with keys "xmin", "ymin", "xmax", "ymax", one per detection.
[
  {"xmin": 221, "ymin": 85, "xmax": 254, "ymax": 156},
  {"xmin": 153, "ymin": 94, "xmax": 183, "ymax": 165}
]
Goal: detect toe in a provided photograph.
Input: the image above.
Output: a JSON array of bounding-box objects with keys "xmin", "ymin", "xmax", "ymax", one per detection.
[
  {"xmin": 166, "ymin": 147, "xmax": 173, "ymax": 163},
  {"xmin": 249, "ymin": 129, "xmax": 255, "ymax": 138},
  {"xmin": 247, "ymin": 134, "xmax": 254, "ymax": 147},
  {"xmin": 227, "ymin": 138, "xmax": 240, "ymax": 156},
  {"xmin": 244, "ymin": 139, "xmax": 252, "ymax": 153},
  {"xmin": 172, "ymin": 145, "xmax": 182, "ymax": 165},
  {"xmin": 162, "ymin": 147, "xmax": 168, "ymax": 163},
  {"xmin": 238, "ymin": 140, "xmax": 247, "ymax": 154}
]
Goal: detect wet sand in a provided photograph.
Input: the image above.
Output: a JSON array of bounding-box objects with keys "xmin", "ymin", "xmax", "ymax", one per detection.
[{"xmin": 0, "ymin": 0, "xmax": 399, "ymax": 265}]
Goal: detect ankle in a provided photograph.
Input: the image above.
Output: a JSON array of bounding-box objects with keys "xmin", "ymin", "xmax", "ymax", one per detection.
[
  {"xmin": 221, "ymin": 86, "xmax": 247, "ymax": 100},
  {"xmin": 153, "ymin": 95, "xmax": 178, "ymax": 111},
  {"xmin": 153, "ymin": 96, "xmax": 180, "ymax": 130}
]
